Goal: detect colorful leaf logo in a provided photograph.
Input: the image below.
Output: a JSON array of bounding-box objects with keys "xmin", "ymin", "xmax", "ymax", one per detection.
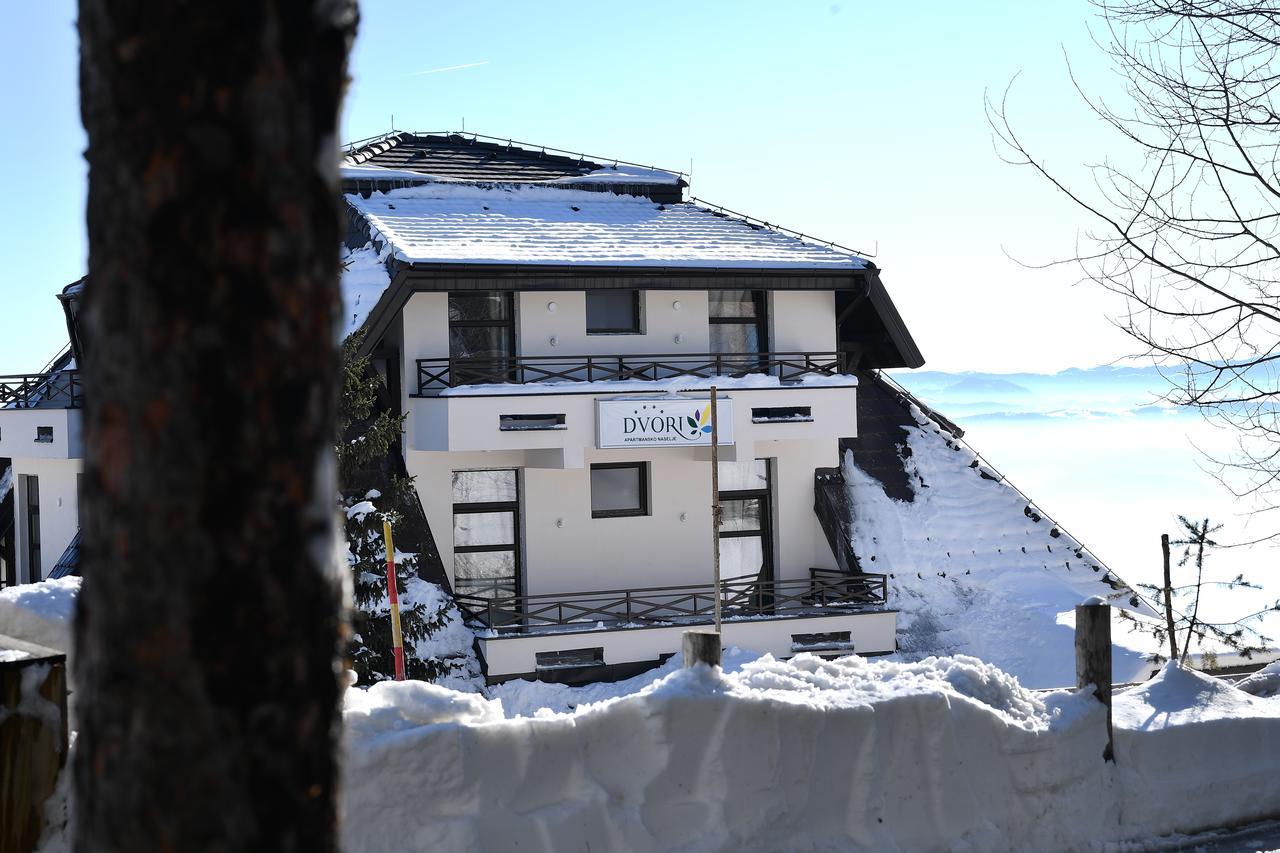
[{"xmin": 687, "ymin": 404, "xmax": 714, "ymax": 436}]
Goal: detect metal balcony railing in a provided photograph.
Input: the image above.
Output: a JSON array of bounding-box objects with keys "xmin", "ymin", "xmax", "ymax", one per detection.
[
  {"xmin": 0, "ymin": 371, "xmax": 82, "ymax": 410},
  {"xmin": 454, "ymin": 569, "xmax": 889, "ymax": 634},
  {"xmin": 414, "ymin": 351, "xmax": 845, "ymax": 394}
]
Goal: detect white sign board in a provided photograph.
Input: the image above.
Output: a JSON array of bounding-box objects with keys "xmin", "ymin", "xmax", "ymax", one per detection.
[{"xmin": 596, "ymin": 397, "xmax": 734, "ymax": 449}]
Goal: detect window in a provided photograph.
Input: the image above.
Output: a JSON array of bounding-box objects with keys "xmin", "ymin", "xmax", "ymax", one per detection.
[
  {"xmin": 535, "ymin": 647, "xmax": 605, "ymax": 670},
  {"xmin": 791, "ymin": 631, "xmax": 854, "ymax": 653},
  {"xmin": 751, "ymin": 406, "xmax": 813, "ymax": 423},
  {"xmin": 709, "ymin": 290, "xmax": 768, "ymax": 354},
  {"xmin": 22, "ymin": 475, "xmax": 40, "ymax": 582},
  {"xmin": 499, "ymin": 413, "xmax": 566, "ymax": 431},
  {"xmin": 451, "ymin": 470, "xmax": 520, "ymax": 612},
  {"xmin": 35, "ymin": 426, "xmax": 54, "ymax": 443},
  {"xmin": 590, "ymin": 462, "xmax": 648, "ymax": 518},
  {"xmin": 448, "ymin": 292, "xmax": 515, "ymax": 385},
  {"xmin": 586, "ymin": 290, "xmax": 641, "ymax": 334}
]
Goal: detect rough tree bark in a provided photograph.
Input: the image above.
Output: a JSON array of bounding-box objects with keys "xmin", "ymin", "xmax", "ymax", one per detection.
[{"xmin": 74, "ymin": 2, "xmax": 357, "ymax": 850}]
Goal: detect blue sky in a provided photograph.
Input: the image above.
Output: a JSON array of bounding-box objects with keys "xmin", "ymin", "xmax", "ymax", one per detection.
[{"xmin": 0, "ymin": 0, "xmax": 1137, "ymax": 373}]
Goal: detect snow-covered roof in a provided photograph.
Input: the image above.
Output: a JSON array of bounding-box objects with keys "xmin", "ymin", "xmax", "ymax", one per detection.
[{"xmin": 346, "ymin": 183, "xmax": 869, "ymax": 270}]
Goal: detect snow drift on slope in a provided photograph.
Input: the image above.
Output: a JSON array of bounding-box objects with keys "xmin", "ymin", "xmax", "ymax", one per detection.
[{"xmin": 842, "ymin": 403, "xmax": 1159, "ymax": 687}]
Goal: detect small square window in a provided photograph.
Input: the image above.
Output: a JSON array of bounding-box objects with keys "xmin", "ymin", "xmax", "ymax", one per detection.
[
  {"xmin": 34, "ymin": 427, "xmax": 54, "ymax": 443},
  {"xmin": 590, "ymin": 463, "xmax": 648, "ymax": 518},
  {"xmin": 586, "ymin": 290, "xmax": 641, "ymax": 334}
]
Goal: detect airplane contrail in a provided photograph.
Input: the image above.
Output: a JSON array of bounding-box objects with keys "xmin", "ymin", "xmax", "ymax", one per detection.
[{"xmin": 413, "ymin": 60, "xmax": 490, "ymax": 76}]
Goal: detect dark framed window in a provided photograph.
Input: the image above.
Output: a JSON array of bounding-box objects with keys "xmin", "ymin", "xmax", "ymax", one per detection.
[
  {"xmin": 35, "ymin": 426, "xmax": 54, "ymax": 443},
  {"xmin": 448, "ymin": 292, "xmax": 516, "ymax": 385},
  {"xmin": 586, "ymin": 290, "xmax": 642, "ymax": 334},
  {"xmin": 590, "ymin": 462, "xmax": 649, "ymax": 518},
  {"xmin": 499, "ymin": 413, "xmax": 566, "ymax": 431},
  {"xmin": 22, "ymin": 475, "xmax": 40, "ymax": 582},
  {"xmin": 709, "ymin": 290, "xmax": 768, "ymax": 355},
  {"xmin": 452, "ymin": 470, "xmax": 521, "ymax": 616}
]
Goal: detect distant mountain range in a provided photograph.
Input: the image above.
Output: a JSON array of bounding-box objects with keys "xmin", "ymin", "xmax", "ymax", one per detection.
[{"xmin": 889, "ymin": 365, "xmax": 1187, "ymax": 421}]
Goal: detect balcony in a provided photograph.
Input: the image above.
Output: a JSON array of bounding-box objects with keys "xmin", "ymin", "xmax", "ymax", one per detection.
[
  {"xmin": 460, "ymin": 569, "xmax": 896, "ymax": 679},
  {"xmin": 0, "ymin": 371, "xmax": 82, "ymax": 410},
  {"xmin": 455, "ymin": 569, "xmax": 888, "ymax": 634},
  {"xmin": 413, "ymin": 351, "xmax": 844, "ymax": 395}
]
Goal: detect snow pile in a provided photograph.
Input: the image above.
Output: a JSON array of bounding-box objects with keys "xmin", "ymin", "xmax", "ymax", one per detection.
[
  {"xmin": 1114, "ymin": 663, "xmax": 1280, "ymax": 834},
  {"xmin": 0, "ymin": 576, "xmax": 79, "ymax": 654},
  {"xmin": 341, "ymin": 653, "xmax": 1117, "ymax": 852},
  {"xmin": 843, "ymin": 406, "xmax": 1160, "ymax": 687},
  {"xmin": 552, "ymin": 164, "xmax": 683, "ymax": 185},
  {"xmin": 342, "ymin": 654, "xmax": 1280, "ymax": 851},
  {"xmin": 339, "ymin": 242, "xmax": 392, "ymax": 340},
  {"xmin": 1237, "ymin": 660, "xmax": 1280, "ymax": 698}
]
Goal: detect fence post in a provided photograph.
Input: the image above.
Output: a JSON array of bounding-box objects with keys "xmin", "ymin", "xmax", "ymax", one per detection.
[
  {"xmin": 1, "ymin": 649, "xmax": 68, "ymax": 853},
  {"xmin": 683, "ymin": 630, "xmax": 721, "ymax": 668},
  {"xmin": 1075, "ymin": 599, "xmax": 1114, "ymax": 762}
]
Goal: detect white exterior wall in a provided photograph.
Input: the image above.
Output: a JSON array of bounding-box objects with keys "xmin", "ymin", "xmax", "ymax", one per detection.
[
  {"xmin": 480, "ymin": 611, "xmax": 897, "ymax": 677},
  {"xmin": 12, "ymin": 457, "xmax": 82, "ymax": 584},
  {"xmin": 406, "ymin": 386, "xmax": 854, "ymax": 597},
  {"xmin": 517, "ymin": 290, "xmax": 711, "ymax": 356},
  {"xmin": 0, "ymin": 408, "xmax": 83, "ymax": 460},
  {"xmin": 769, "ymin": 290, "xmax": 837, "ymax": 353}
]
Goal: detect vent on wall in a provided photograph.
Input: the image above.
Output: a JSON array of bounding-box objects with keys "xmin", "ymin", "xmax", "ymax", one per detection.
[
  {"xmin": 499, "ymin": 413, "xmax": 567, "ymax": 431},
  {"xmin": 752, "ymin": 406, "xmax": 813, "ymax": 424},
  {"xmin": 535, "ymin": 647, "xmax": 605, "ymax": 670},
  {"xmin": 790, "ymin": 631, "xmax": 853, "ymax": 653}
]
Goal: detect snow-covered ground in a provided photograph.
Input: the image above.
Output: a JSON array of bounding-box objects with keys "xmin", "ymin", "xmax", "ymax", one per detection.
[
  {"xmin": 892, "ymin": 366, "xmax": 1280, "ymax": 679},
  {"xmin": 8, "ymin": 577, "xmax": 1280, "ymax": 851},
  {"xmin": 342, "ymin": 653, "xmax": 1280, "ymax": 852}
]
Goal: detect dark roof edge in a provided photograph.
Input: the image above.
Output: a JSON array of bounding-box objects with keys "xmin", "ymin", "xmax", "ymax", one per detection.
[{"xmin": 864, "ymin": 272, "xmax": 925, "ymax": 369}]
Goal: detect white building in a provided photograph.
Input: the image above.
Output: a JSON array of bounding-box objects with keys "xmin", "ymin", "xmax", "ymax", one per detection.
[
  {"xmin": 0, "ymin": 281, "xmax": 83, "ymax": 587},
  {"xmin": 339, "ymin": 133, "xmax": 925, "ymax": 683},
  {"xmin": 6, "ymin": 134, "xmax": 1140, "ymax": 688}
]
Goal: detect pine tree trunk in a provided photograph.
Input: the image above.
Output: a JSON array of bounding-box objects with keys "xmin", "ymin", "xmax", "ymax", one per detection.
[{"xmin": 74, "ymin": 3, "xmax": 356, "ymax": 850}]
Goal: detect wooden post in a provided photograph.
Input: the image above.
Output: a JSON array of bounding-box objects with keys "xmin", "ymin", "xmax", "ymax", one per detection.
[
  {"xmin": 1161, "ymin": 533, "xmax": 1179, "ymax": 663},
  {"xmin": 709, "ymin": 386, "xmax": 722, "ymax": 635},
  {"xmin": 683, "ymin": 630, "xmax": 722, "ymax": 669},
  {"xmin": 1, "ymin": 649, "xmax": 68, "ymax": 853},
  {"xmin": 1075, "ymin": 601, "xmax": 1114, "ymax": 762}
]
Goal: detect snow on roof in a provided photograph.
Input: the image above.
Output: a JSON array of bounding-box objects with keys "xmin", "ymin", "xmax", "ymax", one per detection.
[
  {"xmin": 551, "ymin": 164, "xmax": 683, "ymax": 185},
  {"xmin": 346, "ymin": 183, "xmax": 868, "ymax": 270},
  {"xmin": 339, "ymin": 243, "xmax": 392, "ymax": 340}
]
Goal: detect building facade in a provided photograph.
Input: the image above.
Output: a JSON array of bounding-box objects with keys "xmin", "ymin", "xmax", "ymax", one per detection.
[{"xmin": 342, "ymin": 133, "xmax": 924, "ymax": 682}]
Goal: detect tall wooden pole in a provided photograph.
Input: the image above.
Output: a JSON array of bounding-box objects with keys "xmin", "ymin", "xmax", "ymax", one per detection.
[
  {"xmin": 1161, "ymin": 533, "xmax": 1179, "ymax": 663},
  {"xmin": 709, "ymin": 386, "xmax": 722, "ymax": 634}
]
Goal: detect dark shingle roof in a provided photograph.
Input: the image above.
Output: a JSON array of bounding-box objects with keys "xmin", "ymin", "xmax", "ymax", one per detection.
[
  {"xmin": 347, "ymin": 133, "xmax": 613, "ymax": 182},
  {"xmin": 341, "ymin": 133, "xmax": 686, "ymax": 202}
]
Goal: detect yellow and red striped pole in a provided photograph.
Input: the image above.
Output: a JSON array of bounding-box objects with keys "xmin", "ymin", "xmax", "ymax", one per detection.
[{"xmin": 383, "ymin": 518, "xmax": 406, "ymax": 681}]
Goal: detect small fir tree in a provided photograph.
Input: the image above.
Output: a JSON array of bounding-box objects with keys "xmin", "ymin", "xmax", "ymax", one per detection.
[
  {"xmin": 338, "ymin": 330, "xmax": 477, "ymax": 685},
  {"xmin": 1120, "ymin": 515, "xmax": 1278, "ymax": 668}
]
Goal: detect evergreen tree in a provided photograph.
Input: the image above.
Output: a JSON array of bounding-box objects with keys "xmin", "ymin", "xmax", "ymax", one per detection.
[{"xmin": 337, "ymin": 330, "xmax": 478, "ymax": 686}]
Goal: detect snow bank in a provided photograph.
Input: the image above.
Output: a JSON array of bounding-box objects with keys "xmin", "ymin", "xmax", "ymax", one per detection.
[
  {"xmin": 342, "ymin": 653, "xmax": 1120, "ymax": 852},
  {"xmin": 1237, "ymin": 660, "xmax": 1280, "ymax": 698},
  {"xmin": 1113, "ymin": 663, "xmax": 1280, "ymax": 834},
  {"xmin": 843, "ymin": 404, "xmax": 1160, "ymax": 688},
  {"xmin": 0, "ymin": 577, "xmax": 79, "ymax": 654}
]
